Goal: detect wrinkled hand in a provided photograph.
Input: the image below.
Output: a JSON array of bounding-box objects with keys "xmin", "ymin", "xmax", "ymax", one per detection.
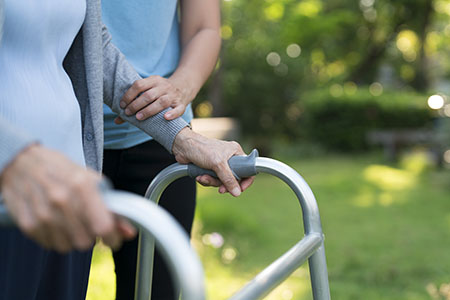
[
  {"xmin": 0, "ymin": 145, "xmax": 136, "ymax": 252},
  {"xmin": 172, "ymin": 128, "xmax": 254, "ymax": 196},
  {"xmin": 116, "ymin": 75, "xmax": 190, "ymax": 124}
]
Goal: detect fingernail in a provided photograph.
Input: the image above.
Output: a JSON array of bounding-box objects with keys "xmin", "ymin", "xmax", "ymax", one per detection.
[
  {"xmin": 125, "ymin": 108, "xmax": 131, "ymax": 115},
  {"xmin": 120, "ymin": 101, "xmax": 126, "ymax": 108},
  {"xmin": 136, "ymin": 113, "xmax": 143, "ymax": 120},
  {"xmin": 165, "ymin": 112, "xmax": 172, "ymax": 119},
  {"xmin": 232, "ymin": 187, "xmax": 241, "ymax": 197}
]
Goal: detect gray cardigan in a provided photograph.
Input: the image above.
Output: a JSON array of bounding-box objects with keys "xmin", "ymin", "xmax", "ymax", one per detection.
[{"xmin": 0, "ymin": 0, "xmax": 188, "ymax": 173}]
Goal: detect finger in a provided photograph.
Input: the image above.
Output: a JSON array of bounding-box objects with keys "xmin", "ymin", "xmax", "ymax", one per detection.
[
  {"xmin": 196, "ymin": 175, "xmax": 221, "ymax": 187},
  {"xmin": 218, "ymin": 185, "xmax": 227, "ymax": 194},
  {"xmin": 116, "ymin": 217, "xmax": 137, "ymax": 240},
  {"xmin": 121, "ymin": 78, "xmax": 157, "ymax": 108},
  {"xmin": 240, "ymin": 176, "xmax": 255, "ymax": 192},
  {"xmin": 114, "ymin": 116, "xmax": 125, "ymax": 124},
  {"xmin": 135, "ymin": 95, "xmax": 171, "ymax": 121},
  {"xmin": 124, "ymin": 87, "xmax": 165, "ymax": 116},
  {"xmin": 78, "ymin": 175, "xmax": 117, "ymax": 248},
  {"xmin": 214, "ymin": 163, "xmax": 241, "ymax": 197},
  {"xmin": 102, "ymin": 231, "xmax": 122, "ymax": 251},
  {"xmin": 164, "ymin": 105, "xmax": 186, "ymax": 120}
]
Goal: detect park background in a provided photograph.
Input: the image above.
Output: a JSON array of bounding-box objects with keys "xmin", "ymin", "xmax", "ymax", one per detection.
[{"xmin": 88, "ymin": 0, "xmax": 450, "ymax": 299}]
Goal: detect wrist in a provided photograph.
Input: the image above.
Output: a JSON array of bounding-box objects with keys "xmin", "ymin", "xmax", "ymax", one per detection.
[
  {"xmin": 172, "ymin": 127, "xmax": 194, "ymax": 161},
  {"xmin": 168, "ymin": 71, "xmax": 201, "ymax": 105},
  {"xmin": 172, "ymin": 127, "xmax": 207, "ymax": 163}
]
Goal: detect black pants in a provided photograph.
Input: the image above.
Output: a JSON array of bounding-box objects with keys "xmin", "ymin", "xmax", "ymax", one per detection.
[
  {"xmin": 103, "ymin": 140, "xmax": 196, "ymax": 300},
  {"xmin": 0, "ymin": 228, "xmax": 92, "ymax": 300}
]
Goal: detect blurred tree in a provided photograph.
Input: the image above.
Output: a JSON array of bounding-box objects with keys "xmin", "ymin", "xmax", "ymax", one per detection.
[{"xmin": 194, "ymin": 0, "xmax": 450, "ymax": 151}]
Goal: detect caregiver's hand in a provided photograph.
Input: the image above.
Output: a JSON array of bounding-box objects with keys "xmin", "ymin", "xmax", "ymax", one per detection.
[{"xmin": 117, "ymin": 75, "xmax": 191, "ymax": 124}]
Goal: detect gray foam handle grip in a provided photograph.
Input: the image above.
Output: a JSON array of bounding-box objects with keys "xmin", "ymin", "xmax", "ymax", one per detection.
[{"xmin": 187, "ymin": 149, "xmax": 259, "ymax": 181}]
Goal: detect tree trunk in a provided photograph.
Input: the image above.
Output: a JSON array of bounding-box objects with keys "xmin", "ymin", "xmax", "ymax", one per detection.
[{"xmin": 412, "ymin": 0, "xmax": 433, "ymax": 91}]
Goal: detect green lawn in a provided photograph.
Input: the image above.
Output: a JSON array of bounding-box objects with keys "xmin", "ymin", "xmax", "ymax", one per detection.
[{"xmin": 86, "ymin": 152, "xmax": 450, "ymax": 300}]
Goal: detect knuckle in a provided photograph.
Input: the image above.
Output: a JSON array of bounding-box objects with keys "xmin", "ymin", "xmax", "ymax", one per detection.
[
  {"xmin": 20, "ymin": 219, "xmax": 37, "ymax": 236},
  {"xmin": 36, "ymin": 210, "xmax": 52, "ymax": 227},
  {"xmin": 74, "ymin": 236, "xmax": 95, "ymax": 250},
  {"xmin": 48, "ymin": 188, "xmax": 70, "ymax": 209},
  {"xmin": 160, "ymin": 96, "xmax": 170, "ymax": 107},
  {"xmin": 143, "ymin": 92, "xmax": 156, "ymax": 104},
  {"xmin": 69, "ymin": 172, "xmax": 88, "ymax": 191},
  {"xmin": 134, "ymin": 79, "xmax": 145, "ymax": 91},
  {"xmin": 92, "ymin": 219, "xmax": 115, "ymax": 237}
]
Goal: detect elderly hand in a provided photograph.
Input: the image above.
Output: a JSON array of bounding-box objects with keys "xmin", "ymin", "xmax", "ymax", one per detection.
[
  {"xmin": 0, "ymin": 145, "xmax": 136, "ymax": 252},
  {"xmin": 172, "ymin": 128, "xmax": 254, "ymax": 196},
  {"xmin": 116, "ymin": 75, "xmax": 191, "ymax": 124}
]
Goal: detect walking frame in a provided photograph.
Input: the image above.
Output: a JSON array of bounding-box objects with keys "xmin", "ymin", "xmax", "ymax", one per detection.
[{"xmin": 0, "ymin": 149, "xmax": 330, "ymax": 300}]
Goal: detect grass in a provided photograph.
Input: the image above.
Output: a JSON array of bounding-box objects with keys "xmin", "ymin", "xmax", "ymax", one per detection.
[{"xmin": 86, "ymin": 152, "xmax": 450, "ymax": 300}]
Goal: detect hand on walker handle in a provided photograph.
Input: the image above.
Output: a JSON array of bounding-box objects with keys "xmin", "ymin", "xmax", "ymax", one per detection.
[
  {"xmin": 0, "ymin": 144, "xmax": 136, "ymax": 253},
  {"xmin": 172, "ymin": 128, "xmax": 255, "ymax": 196}
]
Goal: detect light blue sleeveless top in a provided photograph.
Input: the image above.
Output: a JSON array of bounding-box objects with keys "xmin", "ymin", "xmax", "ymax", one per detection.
[
  {"xmin": 102, "ymin": 0, "xmax": 193, "ymax": 150},
  {"xmin": 0, "ymin": 0, "xmax": 86, "ymax": 166}
]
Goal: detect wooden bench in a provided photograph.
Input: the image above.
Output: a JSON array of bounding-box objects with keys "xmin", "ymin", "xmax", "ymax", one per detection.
[{"xmin": 367, "ymin": 129, "xmax": 435, "ymax": 161}]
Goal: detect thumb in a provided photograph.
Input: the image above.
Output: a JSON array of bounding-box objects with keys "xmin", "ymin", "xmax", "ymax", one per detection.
[{"xmin": 164, "ymin": 105, "xmax": 186, "ymax": 120}]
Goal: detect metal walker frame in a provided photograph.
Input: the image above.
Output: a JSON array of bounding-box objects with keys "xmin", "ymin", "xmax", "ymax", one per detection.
[{"xmin": 0, "ymin": 150, "xmax": 330, "ymax": 300}]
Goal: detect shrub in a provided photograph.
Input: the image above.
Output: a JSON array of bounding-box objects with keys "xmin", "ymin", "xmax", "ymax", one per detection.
[{"xmin": 298, "ymin": 88, "xmax": 435, "ymax": 151}]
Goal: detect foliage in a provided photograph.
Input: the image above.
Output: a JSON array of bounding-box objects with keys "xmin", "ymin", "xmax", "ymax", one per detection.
[
  {"xmin": 194, "ymin": 0, "xmax": 450, "ymax": 149},
  {"xmin": 299, "ymin": 89, "xmax": 435, "ymax": 150}
]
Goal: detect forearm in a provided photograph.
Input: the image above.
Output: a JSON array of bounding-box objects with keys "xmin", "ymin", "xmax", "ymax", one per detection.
[{"xmin": 169, "ymin": 28, "xmax": 221, "ymax": 104}]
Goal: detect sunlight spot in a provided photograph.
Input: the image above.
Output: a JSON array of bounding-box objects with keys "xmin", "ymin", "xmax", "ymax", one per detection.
[
  {"xmin": 266, "ymin": 52, "xmax": 281, "ymax": 67},
  {"xmin": 344, "ymin": 81, "xmax": 358, "ymax": 95},
  {"xmin": 396, "ymin": 30, "xmax": 419, "ymax": 53},
  {"xmin": 195, "ymin": 102, "xmax": 213, "ymax": 117},
  {"xmin": 369, "ymin": 82, "xmax": 383, "ymax": 96},
  {"xmin": 360, "ymin": 0, "xmax": 375, "ymax": 8},
  {"xmin": 400, "ymin": 150, "xmax": 433, "ymax": 175},
  {"xmin": 311, "ymin": 49, "xmax": 325, "ymax": 64},
  {"xmin": 444, "ymin": 150, "xmax": 450, "ymax": 163},
  {"xmin": 425, "ymin": 31, "xmax": 441, "ymax": 55},
  {"xmin": 428, "ymin": 94, "xmax": 445, "ymax": 110},
  {"xmin": 363, "ymin": 8, "xmax": 377, "ymax": 22},
  {"xmin": 221, "ymin": 25, "xmax": 233, "ymax": 40},
  {"xmin": 265, "ymin": 3, "xmax": 284, "ymax": 21},
  {"xmin": 286, "ymin": 43, "xmax": 301, "ymax": 58},
  {"xmin": 327, "ymin": 61, "xmax": 345, "ymax": 77},
  {"xmin": 330, "ymin": 84, "xmax": 343, "ymax": 97},
  {"xmin": 202, "ymin": 232, "xmax": 224, "ymax": 248},
  {"xmin": 221, "ymin": 247, "xmax": 237, "ymax": 264},
  {"xmin": 296, "ymin": 0, "xmax": 322, "ymax": 17},
  {"xmin": 363, "ymin": 165, "xmax": 416, "ymax": 191}
]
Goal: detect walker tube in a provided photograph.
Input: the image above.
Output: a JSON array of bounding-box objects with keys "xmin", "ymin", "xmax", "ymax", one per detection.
[
  {"xmin": 0, "ymin": 191, "xmax": 206, "ymax": 300},
  {"xmin": 142, "ymin": 156, "xmax": 330, "ymax": 300}
]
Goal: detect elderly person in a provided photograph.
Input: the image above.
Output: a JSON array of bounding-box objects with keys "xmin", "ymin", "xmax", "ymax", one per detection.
[{"xmin": 0, "ymin": 0, "xmax": 253, "ymax": 299}]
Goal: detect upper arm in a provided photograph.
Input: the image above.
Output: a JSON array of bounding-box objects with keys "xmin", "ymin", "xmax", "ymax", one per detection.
[{"xmin": 179, "ymin": 0, "xmax": 221, "ymax": 47}]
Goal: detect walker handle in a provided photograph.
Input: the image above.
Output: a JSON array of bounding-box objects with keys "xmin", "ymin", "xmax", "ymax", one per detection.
[{"xmin": 187, "ymin": 149, "xmax": 259, "ymax": 180}]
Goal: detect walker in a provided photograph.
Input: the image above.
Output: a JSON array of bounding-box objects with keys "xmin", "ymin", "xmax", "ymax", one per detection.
[{"xmin": 0, "ymin": 150, "xmax": 330, "ymax": 300}]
